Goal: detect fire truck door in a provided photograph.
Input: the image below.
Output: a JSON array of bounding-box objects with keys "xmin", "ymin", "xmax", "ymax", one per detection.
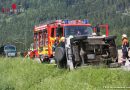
[
  {"xmin": 49, "ymin": 28, "xmax": 56, "ymax": 56},
  {"xmin": 56, "ymin": 25, "xmax": 63, "ymax": 37}
]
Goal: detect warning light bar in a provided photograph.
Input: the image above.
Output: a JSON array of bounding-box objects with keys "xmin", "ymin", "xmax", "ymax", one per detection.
[{"xmin": 63, "ymin": 19, "xmax": 89, "ymax": 24}]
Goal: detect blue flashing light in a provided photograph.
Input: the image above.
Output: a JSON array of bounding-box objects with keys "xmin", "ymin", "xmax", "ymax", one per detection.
[
  {"xmin": 83, "ymin": 19, "xmax": 89, "ymax": 24},
  {"xmin": 64, "ymin": 20, "xmax": 69, "ymax": 24}
]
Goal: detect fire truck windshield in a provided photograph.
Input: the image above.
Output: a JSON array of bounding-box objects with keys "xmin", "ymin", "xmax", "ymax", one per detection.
[{"xmin": 64, "ymin": 26, "xmax": 93, "ymax": 37}]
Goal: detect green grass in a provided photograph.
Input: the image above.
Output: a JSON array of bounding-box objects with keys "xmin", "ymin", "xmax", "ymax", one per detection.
[{"xmin": 0, "ymin": 58, "xmax": 130, "ymax": 90}]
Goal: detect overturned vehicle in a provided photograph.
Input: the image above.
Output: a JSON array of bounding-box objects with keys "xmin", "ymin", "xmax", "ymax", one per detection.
[{"xmin": 54, "ymin": 24, "xmax": 118, "ymax": 69}]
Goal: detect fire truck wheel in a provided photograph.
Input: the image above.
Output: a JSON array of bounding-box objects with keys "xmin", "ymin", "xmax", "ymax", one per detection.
[{"xmin": 55, "ymin": 47, "xmax": 66, "ymax": 68}]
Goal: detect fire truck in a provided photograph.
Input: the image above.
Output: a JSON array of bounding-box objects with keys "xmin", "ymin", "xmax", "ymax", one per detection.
[
  {"xmin": 33, "ymin": 20, "xmax": 93, "ymax": 60},
  {"xmin": 33, "ymin": 19, "xmax": 118, "ymax": 69}
]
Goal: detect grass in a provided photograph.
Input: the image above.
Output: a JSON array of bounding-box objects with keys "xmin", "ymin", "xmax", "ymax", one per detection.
[{"xmin": 0, "ymin": 57, "xmax": 130, "ymax": 90}]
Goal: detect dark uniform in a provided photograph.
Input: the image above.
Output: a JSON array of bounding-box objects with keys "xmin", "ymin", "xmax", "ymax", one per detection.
[{"xmin": 122, "ymin": 38, "xmax": 129, "ymax": 59}]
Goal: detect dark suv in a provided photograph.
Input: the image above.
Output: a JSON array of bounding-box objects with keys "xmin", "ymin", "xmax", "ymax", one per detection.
[{"xmin": 0, "ymin": 44, "xmax": 17, "ymax": 57}]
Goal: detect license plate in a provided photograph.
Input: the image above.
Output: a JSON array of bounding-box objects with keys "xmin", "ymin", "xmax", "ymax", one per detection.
[{"xmin": 8, "ymin": 53, "xmax": 15, "ymax": 56}]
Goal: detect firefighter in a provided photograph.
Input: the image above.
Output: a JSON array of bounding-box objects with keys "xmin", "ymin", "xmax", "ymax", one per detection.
[
  {"xmin": 52, "ymin": 37, "xmax": 59, "ymax": 56},
  {"xmin": 122, "ymin": 34, "xmax": 129, "ymax": 65},
  {"xmin": 59, "ymin": 37, "xmax": 65, "ymax": 48}
]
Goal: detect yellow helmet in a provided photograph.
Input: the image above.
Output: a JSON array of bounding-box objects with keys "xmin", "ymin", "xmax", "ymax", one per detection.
[{"xmin": 60, "ymin": 37, "xmax": 65, "ymax": 42}]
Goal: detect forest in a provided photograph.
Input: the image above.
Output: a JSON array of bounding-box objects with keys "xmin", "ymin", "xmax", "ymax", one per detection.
[{"xmin": 0, "ymin": 0, "xmax": 130, "ymax": 51}]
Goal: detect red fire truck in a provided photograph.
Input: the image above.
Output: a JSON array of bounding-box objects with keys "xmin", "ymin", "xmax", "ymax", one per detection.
[{"xmin": 32, "ymin": 20, "xmax": 94, "ymax": 60}]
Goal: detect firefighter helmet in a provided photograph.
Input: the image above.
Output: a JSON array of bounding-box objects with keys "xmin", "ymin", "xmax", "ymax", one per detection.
[{"xmin": 122, "ymin": 34, "xmax": 127, "ymax": 39}]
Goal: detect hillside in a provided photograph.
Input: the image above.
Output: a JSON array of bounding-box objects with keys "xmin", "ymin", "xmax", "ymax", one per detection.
[
  {"xmin": 0, "ymin": 0, "xmax": 130, "ymax": 50},
  {"xmin": 0, "ymin": 58, "xmax": 130, "ymax": 90}
]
